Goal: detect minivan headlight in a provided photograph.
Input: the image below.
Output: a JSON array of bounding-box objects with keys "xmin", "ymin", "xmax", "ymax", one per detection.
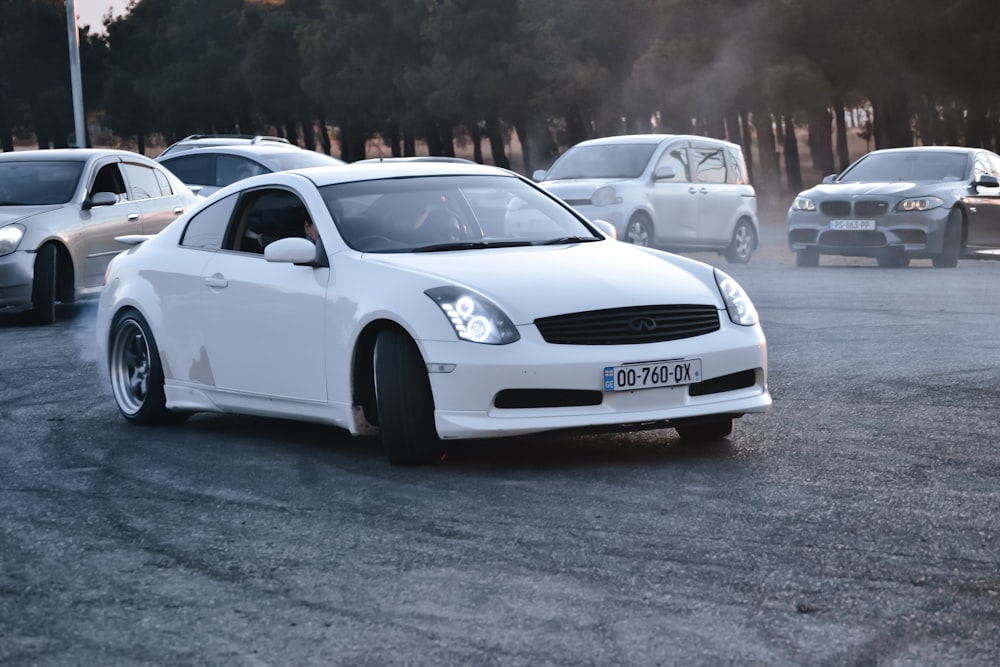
[
  {"xmin": 591, "ymin": 185, "xmax": 620, "ymax": 207},
  {"xmin": 425, "ymin": 286, "xmax": 520, "ymax": 345},
  {"xmin": 0, "ymin": 224, "xmax": 25, "ymax": 256},
  {"xmin": 714, "ymin": 269, "xmax": 758, "ymax": 326}
]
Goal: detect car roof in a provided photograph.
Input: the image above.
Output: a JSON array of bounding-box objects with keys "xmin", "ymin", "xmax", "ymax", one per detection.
[
  {"xmin": 0, "ymin": 148, "xmax": 148, "ymax": 163},
  {"xmin": 158, "ymin": 134, "xmax": 291, "ymax": 155},
  {"xmin": 572, "ymin": 133, "xmax": 741, "ymax": 149},
  {"xmin": 157, "ymin": 144, "xmax": 346, "ymax": 164},
  {"xmin": 354, "ymin": 156, "xmax": 477, "ymax": 164},
  {"xmin": 867, "ymin": 146, "xmax": 978, "ymax": 156},
  {"xmin": 260, "ymin": 161, "xmax": 517, "ymax": 188}
]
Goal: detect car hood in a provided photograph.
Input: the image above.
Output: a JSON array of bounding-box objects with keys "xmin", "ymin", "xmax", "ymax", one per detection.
[
  {"xmin": 0, "ymin": 204, "xmax": 63, "ymax": 226},
  {"xmin": 804, "ymin": 181, "xmax": 955, "ymax": 199},
  {"xmin": 539, "ymin": 179, "xmax": 629, "ymax": 200},
  {"xmin": 366, "ymin": 240, "xmax": 720, "ymax": 324}
]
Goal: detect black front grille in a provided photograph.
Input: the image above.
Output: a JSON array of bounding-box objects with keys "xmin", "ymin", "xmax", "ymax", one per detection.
[
  {"xmin": 494, "ymin": 389, "xmax": 603, "ymax": 409},
  {"xmin": 535, "ymin": 305, "xmax": 720, "ymax": 345},
  {"xmin": 820, "ymin": 200, "xmax": 851, "ymax": 217},
  {"xmin": 854, "ymin": 200, "xmax": 889, "ymax": 217}
]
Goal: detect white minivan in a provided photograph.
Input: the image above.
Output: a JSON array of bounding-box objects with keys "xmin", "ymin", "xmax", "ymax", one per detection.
[{"xmin": 534, "ymin": 134, "xmax": 759, "ymax": 263}]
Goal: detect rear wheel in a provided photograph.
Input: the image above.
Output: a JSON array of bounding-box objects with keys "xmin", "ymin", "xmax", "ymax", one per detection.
[
  {"xmin": 675, "ymin": 417, "xmax": 734, "ymax": 442},
  {"xmin": 724, "ymin": 220, "xmax": 755, "ymax": 263},
  {"xmin": 624, "ymin": 215, "xmax": 653, "ymax": 247},
  {"xmin": 108, "ymin": 310, "xmax": 187, "ymax": 425},
  {"xmin": 373, "ymin": 327, "xmax": 443, "ymax": 465},
  {"xmin": 796, "ymin": 249, "xmax": 820, "ymax": 267},
  {"xmin": 28, "ymin": 244, "xmax": 57, "ymax": 325},
  {"xmin": 932, "ymin": 209, "xmax": 962, "ymax": 268}
]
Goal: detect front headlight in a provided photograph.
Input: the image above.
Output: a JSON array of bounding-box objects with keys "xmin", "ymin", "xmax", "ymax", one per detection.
[
  {"xmin": 0, "ymin": 224, "xmax": 25, "ymax": 256},
  {"xmin": 714, "ymin": 269, "xmax": 758, "ymax": 326},
  {"xmin": 896, "ymin": 196, "xmax": 944, "ymax": 212},
  {"xmin": 425, "ymin": 286, "xmax": 520, "ymax": 345},
  {"xmin": 791, "ymin": 196, "xmax": 816, "ymax": 212},
  {"xmin": 591, "ymin": 185, "xmax": 620, "ymax": 207}
]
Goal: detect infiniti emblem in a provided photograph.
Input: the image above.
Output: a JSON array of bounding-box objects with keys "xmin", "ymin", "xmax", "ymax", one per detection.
[{"xmin": 629, "ymin": 317, "xmax": 657, "ymax": 333}]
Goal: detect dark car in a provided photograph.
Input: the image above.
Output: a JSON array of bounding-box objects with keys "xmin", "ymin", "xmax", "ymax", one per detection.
[
  {"xmin": 0, "ymin": 149, "xmax": 199, "ymax": 324},
  {"xmin": 157, "ymin": 142, "xmax": 346, "ymax": 197},
  {"xmin": 787, "ymin": 146, "xmax": 1000, "ymax": 267}
]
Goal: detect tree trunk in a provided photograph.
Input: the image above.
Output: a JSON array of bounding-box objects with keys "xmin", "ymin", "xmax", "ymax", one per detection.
[
  {"xmin": 318, "ymin": 110, "xmax": 332, "ymax": 156},
  {"xmin": 871, "ymin": 90, "xmax": 913, "ymax": 148},
  {"xmin": 833, "ymin": 97, "xmax": 850, "ymax": 171},
  {"xmin": 424, "ymin": 122, "xmax": 443, "ymax": 156},
  {"xmin": 471, "ymin": 122, "xmax": 483, "ymax": 163},
  {"xmin": 782, "ymin": 114, "xmax": 803, "ymax": 192},
  {"xmin": 739, "ymin": 110, "xmax": 754, "ymax": 185},
  {"xmin": 752, "ymin": 110, "xmax": 780, "ymax": 202},
  {"xmin": 439, "ymin": 123, "xmax": 456, "ymax": 157},
  {"xmin": 808, "ymin": 107, "xmax": 836, "ymax": 176},
  {"xmin": 403, "ymin": 130, "xmax": 415, "ymax": 157},
  {"xmin": 725, "ymin": 109, "xmax": 743, "ymax": 148},
  {"xmin": 484, "ymin": 116, "xmax": 510, "ymax": 170}
]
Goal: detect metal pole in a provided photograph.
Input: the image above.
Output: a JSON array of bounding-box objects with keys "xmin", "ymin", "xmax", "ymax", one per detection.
[{"xmin": 65, "ymin": 0, "xmax": 86, "ymax": 147}]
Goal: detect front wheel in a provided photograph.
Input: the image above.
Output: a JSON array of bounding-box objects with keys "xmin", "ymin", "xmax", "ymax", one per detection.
[
  {"xmin": 724, "ymin": 220, "xmax": 755, "ymax": 263},
  {"xmin": 796, "ymin": 249, "xmax": 820, "ymax": 267},
  {"xmin": 28, "ymin": 244, "xmax": 57, "ymax": 325},
  {"xmin": 108, "ymin": 310, "xmax": 187, "ymax": 425},
  {"xmin": 373, "ymin": 328, "xmax": 443, "ymax": 465},
  {"xmin": 932, "ymin": 209, "xmax": 962, "ymax": 268},
  {"xmin": 624, "ymin": 215, "xmax": 653, "ymax": 247},
  {"xmin": 675, "ymin": 417, "xmax": 734, "ymax": 442}
]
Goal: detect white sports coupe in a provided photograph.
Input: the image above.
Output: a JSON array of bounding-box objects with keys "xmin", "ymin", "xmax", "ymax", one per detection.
[{"xmin": 97, "ymin": 162, "xmax": 771, "ymax": 465}]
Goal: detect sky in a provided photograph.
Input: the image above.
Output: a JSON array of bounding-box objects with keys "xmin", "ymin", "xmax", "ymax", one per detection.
[{"xmin": 73, "ymin": 0, "xmax": 130, "ymax": 33}]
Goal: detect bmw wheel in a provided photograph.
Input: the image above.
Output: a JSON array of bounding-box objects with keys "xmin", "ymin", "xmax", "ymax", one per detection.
[
  {"xmin": 932, "ymin": 209, "xmax": 962, "ymax": 268},
  {"xmin": 624, "ymin": 215, "xmax": 653, "ymax": 247},
  {"xmin": 108, "ymin": 310, "xmax": 187, "ymax": 425},
  {"xmin": 373, "ymin": 327, "xmax": 443, "ymax": 465}
]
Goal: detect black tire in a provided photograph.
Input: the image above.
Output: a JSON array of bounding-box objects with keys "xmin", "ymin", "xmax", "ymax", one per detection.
[
  {"xmin": 796, "ymin": 249, "xmax": 820, "ymax": 267},
  {"xmin": 28, "ymin": 244, "xmax": 57, "ymax": 325},
  {"xmin": 876, "ymin": 248, "xmax": 910, "ymax": 268},
  {"xmin": 724, "ymin": 220, "xmax": 755, "ymax": 264},
  {"xmin": 108, "ymin": 309, "xmax": 187, "ymax": 425},
  {"xmin": 373, "ymin": 328, "xmax": 443, "ymax": 465},
  {"xmin": 932, "ymin": 209, "xmax": 962, "ymax": 268},
  {"xmin": 623, "ymin": 215, "xmax": 653, "ymax": 247},
  {"xmin": 675, "ymin": 417, "xmax": 734, "ymax": 442}
]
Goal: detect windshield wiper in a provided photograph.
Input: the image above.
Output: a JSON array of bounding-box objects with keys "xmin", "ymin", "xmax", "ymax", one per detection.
[
  {"xmin": 536, "ymin": 236, "xmax": 601, "ymax": 245},
  {"xmin": 412, "ymin": 240, "xmax": 533, "ymax": 252}
]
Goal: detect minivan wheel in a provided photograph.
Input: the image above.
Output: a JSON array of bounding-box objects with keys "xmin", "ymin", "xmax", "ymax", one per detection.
[
  {"xmin": 724, "ymin": 220, "xmax": 755, "ymax": 264},
  {"xmin": 624, "ymin": 215, "xmax": 653, "ymax": 247}
]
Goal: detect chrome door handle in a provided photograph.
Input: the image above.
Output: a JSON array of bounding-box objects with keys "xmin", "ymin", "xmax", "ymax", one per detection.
[
  {"xmin": 205, "ymin": 275, "xmax": 228, "ymax": 288},
  {"xmin": 173, "ymin": 207, "xmax": 184, "ymax": 215},
  {"xmin": 127, "ymin": 213, "xmax": 140, "ymax": 222}
]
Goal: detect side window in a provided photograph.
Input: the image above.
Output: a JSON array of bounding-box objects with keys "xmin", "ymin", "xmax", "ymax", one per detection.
[
  {"xmin": 216, "ymin": 156, "xmax": 266, "ymax": 187},
  {"xmin": 987, "ymin": 154, "xmax": 1000, "ymax": 177},
  {"xmin": 153, "ymin": 168, "xmax": 174, "ymax": 197},
  {"xmin": 973, "ymin": 153, "xmax": 993, "ymax": 179},
  {"xmin": 227, "ymin": 189, "xmax": 310, "ymax": 255},
  {"xmin": 724, "ymin": 148, "xmax": 748, "ymax": 185},
  {"xmin": 121, "ymin": 162, "xmax": 163, "ymax": 200},
  {"xmin": 180, "ymin": 193, "xmax": 238, "ymax": 250},
  {"xmin": 691, "ymin": 145, "xmax": 728, "ymax": 184},
  {"xmin": 654, "ymin": 144, "xmax": 689, "ymax": 182},
  {"xmin": 90, "ymin": 163, "xmax": 127, "ymax": 200},
  {"xmin": 159, "ymin": 154, "xmax": 212, "ymax": 186}
]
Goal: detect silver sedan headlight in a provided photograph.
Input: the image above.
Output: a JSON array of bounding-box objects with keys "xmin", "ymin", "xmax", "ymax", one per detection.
[
  {"xmin": 591, "ymin": 185, "xmax": 621, "ymax": 207},
  {"xmin": 426, "ymin": 286, "xmax": 520, "ymax": 345},
  {"xmin": 0, "ymin": 224, "xmax": 25, "ymax": 256},
  {"xmin": 714, "ymin": 269, "xmax": 758, "ymax": 326}
]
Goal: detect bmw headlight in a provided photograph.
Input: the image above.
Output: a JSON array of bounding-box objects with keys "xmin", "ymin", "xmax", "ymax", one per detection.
[
  {"xmin": 714, "ymin": 269, "xmax": 758, "ymax": 326},
  {"xmin": 425, "ymin": 286, "xmax": 520, "ymax": 345},
  {"xmin": 591, "ymin": 185, "xmax": 620, "ymax": 207},
  {"xmin": 896, "ymin": 196, "xmax": 944, "ymax": 212},
  {"xmin": 791, "ymin": 197, "xmax": 816, "ymax": 212},
  {"xmin": 0, "ymin": 224, "xmax": 25, "ymax": 256}
]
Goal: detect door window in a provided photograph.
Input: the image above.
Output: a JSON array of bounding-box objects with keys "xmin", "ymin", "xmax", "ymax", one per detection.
[
  {"xmin": 159, "ymin": 154, "xmax": 212, "ymax": 186},
  {"xmin": 216, "ymin": 156, "xmax": 267, "ymax": 187},
  {"xmin": 121, "ymin": 162, "xmax": 164, "ymax": 200},
  {"xmin": 654, "ymin": 144, "xmax": 690, "ymax": 182},
  {"xmin": 691, "ymin": 145, "xmax": 728, "ymax": 184},
  {"xmin": 180, "ymin": 193, "xmax": 238, "ymax": 250}
]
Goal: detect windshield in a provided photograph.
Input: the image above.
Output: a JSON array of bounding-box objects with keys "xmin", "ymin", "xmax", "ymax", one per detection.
[
  {"xmin": 268, "ymin": 152, "xmax": 346, "ymax": 170},
  {"xmin": 322, "ymin": 174, "xmax": 602, "ymax": 252},
  {"xmin": 838, "ymin": 151, "xmax": 969, "ymax": 183},
  {"xmin": 0, "ymin": 161, "xmax": 84, "ymax": 205},
  {"xmin": 544, "ymin": 143, "xmax": 658, "ymax": 180}
]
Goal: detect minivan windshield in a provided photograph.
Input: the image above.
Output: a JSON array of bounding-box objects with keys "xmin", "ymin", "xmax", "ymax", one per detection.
[{"xmin": 545, "ymin": 143, "xmax": 659, "ymax": 180}]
